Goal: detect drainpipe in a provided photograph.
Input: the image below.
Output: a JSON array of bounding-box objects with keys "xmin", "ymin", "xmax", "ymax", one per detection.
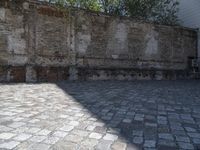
[{"xmin": 198, "ymin": 28, "xmax": 200, "ymax": 71}]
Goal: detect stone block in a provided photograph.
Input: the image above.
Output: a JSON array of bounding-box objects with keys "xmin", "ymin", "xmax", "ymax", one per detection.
[
  {"xmin": 26, "ymin": 66, "xmax": 37, "ymax": 82},
  {"xmin": 0, "ymin": 141, "xmax": 20, "ymax": 149},
  {"xmin": 36, "ymin": 67, "xmax": 69, "ymax": 82},
  {"xmin": 0, "ymin": 66, "xmax": 8, "ymax": 81},
  {"xmin": 9, "ymin": 66, "xmax": 26, "ymax": 82},
  {"xmin": 0, "ymin": 8, "xmax": 6, "ymax": 21}
]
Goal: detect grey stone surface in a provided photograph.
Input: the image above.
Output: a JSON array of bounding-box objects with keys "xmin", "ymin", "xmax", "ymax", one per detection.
[
  {"xmin": 59, "ymin": 125, "xmax": 74, "ymax": 132},
  {"xmin": 13, "ymin": 133, "xmax": 32, "ymax": 141},
  {"xmin": 188, "ymin": 133, "xmax": 200, "ymax": 138},
  {"xmin": 64, "ymin": 134, "xmax": 83, "ymax": 143},
  {"xmin": 89, "ymin": 132, "xmax": 103, "ymax": 139},
  {"xmin": 178, "ymin": 142, "xmax": 194, "ymax": 150},
  {"xmin": 158, "ymin": 139, "xmax": 177, "ymax": 147},
  {"xmin": 25, "ymin": 143, "xmax": 51, "ymax": 150},
  {"xmin": 0, "ymin": 141, "xmax": 20, "ymax": 149},
  {"xmin": 132, "ymin": 130, "xmax": 143, "ymax": 137},
  {"xmin": 175, "ymin": 135, "xmax": 190, "ymax": 142},
  {"xmin": 52, "ymin": 131, "xmax": 68, "ymax": 138},
  {"xmin": 29, "ymin": 135, "xmax": 47, "ymax": 143},
  {"xmin": 103, "ymin": 133, "xmax": 118, "ymax": 141},
  {"xmin": 144, "ymin": 140, "xmax": 156, "ymax": 148},
  {"xmin": 0, "ymin": 81, "xmax": 199, "ymax": 149},
  {"xmin": 158, "ymin": 133, "xmax": 174, "ymax": 140},
  {"xmin": 133, "ymin": 137, "xmax": 143, "ymax": 144},
  {"xmin": 81, "ymin": 138, "xmax": 99, "ymax": 147},
  {"xmin": 111, "ymin": 141, "xmax": 127, "ymax": 150},
  {"xmin": 0, "ymin": 132, "xmax": 16, "ymax": 140},
  {"xmin": 43, "ymin": 136, "xmax": 60, "ymax": 145},
  {"xmin": 96, "ymin": 140, "xmax": 113, "ymax": 150}
]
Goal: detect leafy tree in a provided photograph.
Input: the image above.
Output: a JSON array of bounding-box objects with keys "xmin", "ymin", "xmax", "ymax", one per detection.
[
  {"xmin": 125, "ymin": 0, "xmax": 179, "ymax": 25},
  {"xmin": 47, "ymin": 0, "xmax": 180, "ymax": 25},
  {"xmin": 79, "ymin": 0, "xmax": 101, "ymax": 11},
  {"xmin": 152, "ymin": 0, "xmax": 179, "ymax": 25},
  {"xmin": 49, "ymin": 0, "xmax": 101, "ymax": 11},
  {"xmin": 100, "ymin": 0, "xmax": 126, "ymax": 15}
]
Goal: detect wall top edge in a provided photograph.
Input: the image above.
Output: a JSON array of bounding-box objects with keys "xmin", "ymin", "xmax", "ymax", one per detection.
[{"xmin": 0, "ymin": 0, "xmax": 198, "ymax": 32}]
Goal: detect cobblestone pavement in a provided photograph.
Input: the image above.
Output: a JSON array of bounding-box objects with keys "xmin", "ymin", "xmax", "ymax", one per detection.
[{"xmin": 0, "ymin": 81, "xmax": 200, "ymax": 150}]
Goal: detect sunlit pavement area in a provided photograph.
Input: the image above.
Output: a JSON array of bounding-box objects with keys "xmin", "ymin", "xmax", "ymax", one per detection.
[{"xmin": 0, "ymin": 81, "xmax": 200, "ymax": 150}]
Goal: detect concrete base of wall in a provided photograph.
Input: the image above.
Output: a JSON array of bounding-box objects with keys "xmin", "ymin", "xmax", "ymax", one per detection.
[
  {"xmin": 0, "ymin": 65, "xmax": 197, "ymax": 82},
  {"xmin": 0, "ymin": 66, "xmax": 69, "ymax": 83},
  {"xmin": 77, "ymin": 68, "xmax": 192, "ymax": 81}
]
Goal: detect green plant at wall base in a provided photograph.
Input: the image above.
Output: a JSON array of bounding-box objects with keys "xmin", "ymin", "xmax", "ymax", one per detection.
[{"xmin": 47, "ymin": 0, "xmax": 180, "ymax": 25}]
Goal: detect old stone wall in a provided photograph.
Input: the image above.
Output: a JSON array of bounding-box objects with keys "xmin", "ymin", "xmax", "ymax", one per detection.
[{"xmin": 0, "ymin": 0, "xmax": 198, "ymax": 82}]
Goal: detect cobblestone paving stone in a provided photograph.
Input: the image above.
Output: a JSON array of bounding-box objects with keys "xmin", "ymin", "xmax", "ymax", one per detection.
[{"xmin": 0, "ymin": 81, "xmax": 200, "ymax": 150}]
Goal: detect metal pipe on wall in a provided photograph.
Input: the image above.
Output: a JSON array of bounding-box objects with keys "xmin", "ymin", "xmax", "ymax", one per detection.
[{"xmin": 198, "ymin": 29, "xmax": 200, "ymax": 70}]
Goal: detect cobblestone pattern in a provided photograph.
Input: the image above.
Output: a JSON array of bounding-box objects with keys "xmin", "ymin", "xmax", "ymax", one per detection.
[{"xmin": 0, "ymin": 81, "xmax": 200, "ymax": 150}]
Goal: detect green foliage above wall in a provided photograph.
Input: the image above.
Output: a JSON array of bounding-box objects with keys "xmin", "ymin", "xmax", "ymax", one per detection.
[{"xmin": 47, "ymin": 0, "xmax": 180, "ymax": 25}]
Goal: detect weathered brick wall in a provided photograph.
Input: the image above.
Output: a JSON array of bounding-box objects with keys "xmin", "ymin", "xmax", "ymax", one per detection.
[
  {"xmin": 0, "ymin": 1, "xmax": 72, "ymax": 82},
  {"xmin": 75, "ymin": 11, "xmax": 197, "ymax": 80},
  {"xmin": 0, "ymin": 1, "xmax": 27, "ymax": 82},
  {"xmin": 0, "ymin": 0, "xmax": 198, "ymax": 82}
]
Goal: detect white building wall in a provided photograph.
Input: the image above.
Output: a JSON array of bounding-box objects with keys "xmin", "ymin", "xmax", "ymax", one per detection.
[
  {"xmin": 178, "ymin": 0, "xmax": 200, "ymax": 28},
  {"xmin": 178, "ymin": 0, "xmax": 200, "ymax": 58}
]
